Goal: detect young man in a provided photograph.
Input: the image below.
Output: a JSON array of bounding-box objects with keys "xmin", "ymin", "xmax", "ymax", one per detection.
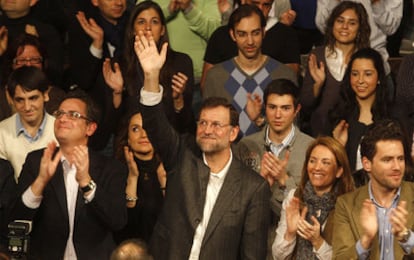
[
  {"xmin": 136, "ymin": 29, "xmax": 270, "ymax": 259},
  {"xmin": 235, "ymin": 79, "xmax": 313, "ymax": 219},
  {"xmin": 0, "ymin": 67, "xmax": 56, "ymax": 181},
  {"xmin": 201, "ymin": 0, "xmax": 300, "ymax": 87},
  {"xmin": 11, "ymin": 90, "xmax": 127, "ymax": 259},
  {"xmin": 333, "ymin": 120, "xmax": 414, "ymax": 259},
  {"xmin": 203, "ymin": 4, "xmax": 297, "ymax": 136}
]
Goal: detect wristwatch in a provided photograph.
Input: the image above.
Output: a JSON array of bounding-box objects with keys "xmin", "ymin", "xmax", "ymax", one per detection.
[
  {"xmin": 80, "ymin": 180, "xmax": 96, "ymax": 193},
  {"xmin": 399, "ymin": 228, "xmax": 411, "ymax": 243}
]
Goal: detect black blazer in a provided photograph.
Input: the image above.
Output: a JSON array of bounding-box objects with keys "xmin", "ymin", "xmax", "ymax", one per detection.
[
  {"xmin": 11, "ymin": 149, "xmax": 127, "ymax": 260},
  {"xmin": 141, "ymin": 103, "xmax": 271, "ymax": 260}
]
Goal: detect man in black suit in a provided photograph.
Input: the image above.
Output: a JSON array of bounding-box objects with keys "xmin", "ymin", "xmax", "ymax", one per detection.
[
  {"xmin": 11, "ymin": 90, "xmax": 127, "ymax": 259},
  {"xmin": 136, "ymin": 31, "xmax": 271, "ymax": 259}
]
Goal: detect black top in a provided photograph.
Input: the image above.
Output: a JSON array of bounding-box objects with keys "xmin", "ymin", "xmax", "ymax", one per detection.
[
  {"xmin": 204, "ymin": 23, "xmax": 300, "ymax": 65},
  {"xmin": 114, "ymin": 156, "xmax": 164, "ymax": 243}
]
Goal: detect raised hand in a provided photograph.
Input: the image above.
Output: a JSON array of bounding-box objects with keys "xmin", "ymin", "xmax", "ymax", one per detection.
[
  {"xmin": 168, "ymin": 0, "xmax": 180, "ymax": 13},
  {"xmin": 0, "ymin": 26, "xmax": 8, "ymax": 55},
  {"xmin": 285, "ymin": 196, "xmax": 300, "ymax": 241},
  {"xmin": 72, "ymin": 145, "xmax": 91, "ymax": 187},
  {"xmin": 134, "ymin": 30, "xmax": 168, "ymax": 75},
  {"xmin": 124, "ymin": 146, "xmax": 139, "ymax": 178},
  {"xmin": 279, "ymin": 9, "xmax": 296, "ymax": 26},
  {"xmin": 332, "ymin": 120, "xmax": 349, "ymax": 146},
  {"xmin": 217, "ymin": 0, "xmax": 232, "ymax": 14},
  {"xmin": 38, "ymin": 141, "xmax": 62, "ymax": 184},
  {"xmin": 76, "ymin": 11, "xmax": 104, "ymax": 50},
  {"xmin": 308, "ymin": 53, "xmax": 326, "ymax": 97},
  {"xmin": 297, "ymin": 207, "xmax": 324, "ymax": 249},
  {"xmin": 246, "ymin": 93, "xmax": 262, "ymax": 121},
  {"xmin": 103, "ymin": 58, "xmax": 124, "ymax": 93},
  {"xmin": 390, "ymin": 200, "xmax": 409, "ymax": 241},
  {"xmin": 172, "ymin": 72, "xmax": 188, "ymax": 99},
  {"xmin": 25, "ymin": 24, "xmax": 39, "ymax": 37},
  {"xmin": 360, "ymin": 199, "xmax": 378, "ymax": 249},
  {"xmin": 260, "ymin": 151, "xmax": 290, "ymax": 187}
]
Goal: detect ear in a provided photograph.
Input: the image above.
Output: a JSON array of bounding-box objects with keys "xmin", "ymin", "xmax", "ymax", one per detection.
[
  {"xmin": 335, "ymin": 166, "xmax": 343, "ymax": 178},
  {"xmin": 161, "ymin": 25, "xmax": 166, "ymax": 37},
  {"xmin": 5, "ymin": 87, "xmax": 13, "ymax": 106},
  {"xmin": 229, "ymin": 126, "xmax": 240, "ymax": 142},
  {"xmin": 294, "ymin": 103, "xmax": 301, "ymax": 115},
  {"xmin": 86, "ymin": 122, "xmax": 98, "ymax": 137},
  {"xmin": 43, "ymin": 86, "xmax": 50, "ymax": 103},
  {"xmin": 230, "ymin": 29, "xmax": 236, "ymax": 42},
  {"xmin": 362, "ymin": 156, "xmax": 372, "ymax": 173},
  {"xmin": 91, "ymin": 0, "xmax": 99, "ymax": 7},
  {"xmin": 30, "ymin": 0, "xmax": 39, "ymax": 7}
]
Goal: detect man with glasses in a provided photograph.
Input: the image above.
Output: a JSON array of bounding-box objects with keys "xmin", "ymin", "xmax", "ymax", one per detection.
[
  {"xmin": 136, "ymin": 30, "xmax": 270, "ymax": 259},
  {"xmin": 11, "ymin": 89, "xmax": 127, "ymax": 259},
  {"xmin": 0, "ymin": 66, "xmax": 56, "ymax": 181}
]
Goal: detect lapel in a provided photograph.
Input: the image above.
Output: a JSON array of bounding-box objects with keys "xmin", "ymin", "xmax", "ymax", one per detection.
[
  {"xmin": 201, "ymin": 160, "xmax": 241, "ymax": 246},
  {"xmin": 393, "ymin": 182, "xmax": 414, "ymax": 259},
  {"xmin": 50, "ymin": 162, "xmax": 69, "ymax": 224}
]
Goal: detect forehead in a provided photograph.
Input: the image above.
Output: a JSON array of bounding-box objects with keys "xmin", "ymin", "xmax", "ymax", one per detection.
[
  {"xmin": 59, "ymin": 98, "xmax": 87, "ymax": 113},
  {"xmin": 17, "ymin": 45, "xmax": 41, "ymax": 57},
  {"xmin": 266, "ymin": 94, "xmax": 294, "ymax": 106},
  {"xmin": 96, "ymin": 0, "xmax": 126, "ymax": 6},
  {"xmin": 249, "ymin": 0, "xmax": 273, "ymax": 5},
  {"xmin": 373, "ymin": 140, "xmax": 404, "ymax": 158},
  {"xmin": 14, "ymin": 85, "xmax": 42, "ymax": 98},
  {"xmin": 129, "ymin": 113, "xmax": 143, "ymax": 126},
  {"xmin": 351, "ymin": 58, "xmax": 375, "ymax": 70},
  {"xmin": 338, "ymin": 8, "xmax": 358, "ymax": 19},
  {"xmin": 136, "ymin": 8, "xmax": 160, "ymax": 19},
  {"xmin": 310, "ymin": 145, "xmax": 335, "ymax": 160},
  {"xmin": 199, "ymin": 106, "xmax": 230, "ymax": 122},
  {"xmin": 235, "ymin": 14, "xmax": 262, "ymax": 31}
]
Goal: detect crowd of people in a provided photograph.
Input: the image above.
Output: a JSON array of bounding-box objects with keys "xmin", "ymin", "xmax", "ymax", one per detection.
[{"xmin": 0, "ymin": 0, "xmax": 414, "ymax": 259}]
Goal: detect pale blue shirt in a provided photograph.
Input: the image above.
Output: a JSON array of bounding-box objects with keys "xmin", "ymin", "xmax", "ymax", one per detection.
[
  {"xmin": 356, "ymin": 181, "xmax": 414, "ymax": 259},
  {"xmin": 16, "ymin": 112, "xmax": 47, "ymax": 143}
]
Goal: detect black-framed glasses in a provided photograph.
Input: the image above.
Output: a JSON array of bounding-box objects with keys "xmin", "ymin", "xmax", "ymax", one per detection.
[
  {"xmin": 13, "ymin": 57, "xmax": 43, "ymax": 66},
  {"xmin": 53, "ymin": 110, "xmax": 92, "ymax": 122},
  {"xmin": 196, "ymin": 120, "xmax": 231, "ymax": 132}
]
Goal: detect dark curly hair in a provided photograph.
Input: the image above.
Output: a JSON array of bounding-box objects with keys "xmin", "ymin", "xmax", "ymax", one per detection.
[{"xmin": 324, "ymin": 1, "xmax": 371, "ymax": 56}]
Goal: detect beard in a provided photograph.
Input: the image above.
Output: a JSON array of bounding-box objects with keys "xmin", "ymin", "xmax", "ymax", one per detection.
[{"xmin": 196, "ymin": 135, "xmax": 228, "ymax": 154}]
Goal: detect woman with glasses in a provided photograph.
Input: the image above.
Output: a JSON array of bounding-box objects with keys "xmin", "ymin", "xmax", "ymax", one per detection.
[
  {"xmin": 300, "ymin": 1, "xmax": 370, "ymax": 137},
  {"xmin": 112, "ymin": 109, "xmax": 166, "ymax": 244},
  {"xmin": 103, "ymin": 0, "xmax": 195, "ymax": 134},
  {"xmin": 0, "ymin": 33, "xmax": 65, "ymax": 121},
  {"xmin": 272, "ymin": 136, "xmax": 354, "ymax": 259}
]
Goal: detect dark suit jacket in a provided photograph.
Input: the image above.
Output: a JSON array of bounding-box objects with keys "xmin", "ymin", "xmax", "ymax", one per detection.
[
  {"xmin": 141, "ymin": 103, "xmax": 271, "ymax": 260},
  {"xmin": 11, "ymin": 149, "xmax": 127, "ymax": 260},
  {"xmin": 333, "ymin": 182, "xmax": 414, "ymax": 259}
]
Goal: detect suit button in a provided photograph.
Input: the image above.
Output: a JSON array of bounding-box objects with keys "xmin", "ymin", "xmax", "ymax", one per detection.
[{"xmin": 195, "ymin": 219, "xmax": 200, "ymax": 224}]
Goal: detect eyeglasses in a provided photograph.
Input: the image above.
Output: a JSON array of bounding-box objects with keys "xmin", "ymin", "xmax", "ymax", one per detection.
[
  {"xmin": 53, "ymin": 110, "xmax": 92, "ymax": 122},
  {"xmin": 13, "ymin": 57, "xmax": 43, "ymax": 66},
  {"xmin": 196, "ymin": 120, "xmax": 231, "ymax": 132}
]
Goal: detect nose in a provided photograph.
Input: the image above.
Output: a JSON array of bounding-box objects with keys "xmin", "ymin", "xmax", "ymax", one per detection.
[
  {"xmin": 23, "ymin": 100, "xmax": 31, "ymax": 111},
  {"xmin": 392, "ymin": 158, "xmax": 402, "ymax": 170},
  {"xmin": 247, "ymin": 34, "xmax": 254, "ymax": 44},
  {"xmin": 342, "ymin": 21, "xmax": 349, "ymax": 29},
  {"xmin": 275, "ymin": 108, "xmax": 282, "ymax": 118}
]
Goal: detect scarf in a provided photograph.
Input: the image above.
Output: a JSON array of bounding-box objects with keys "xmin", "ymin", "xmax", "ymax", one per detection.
[{"xmin": 295, "ymin": 181, "xmax": 336, "ymax": 259}]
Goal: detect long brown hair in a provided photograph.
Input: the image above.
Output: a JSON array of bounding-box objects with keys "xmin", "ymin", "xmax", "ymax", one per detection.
[
  {"xmin": 296, "ymin": 136, "xmax": 355, "ymax": 201},
  {"xmin": 324, "ymin": 1, "xmax": 371, "ymax": 55}
]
